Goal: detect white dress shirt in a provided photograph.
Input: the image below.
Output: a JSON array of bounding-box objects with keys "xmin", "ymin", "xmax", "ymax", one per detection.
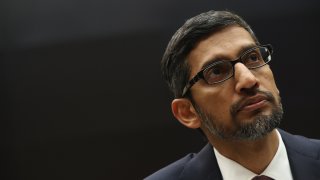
[{"xmin": 214, "ymin": 130, "xmax": 293, "ymax": 180}]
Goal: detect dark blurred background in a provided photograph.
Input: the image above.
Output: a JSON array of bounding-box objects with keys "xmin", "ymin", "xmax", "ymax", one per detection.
[{"xmin": 1, "ymin": 0, "xmax": 320, "ymax": 179}]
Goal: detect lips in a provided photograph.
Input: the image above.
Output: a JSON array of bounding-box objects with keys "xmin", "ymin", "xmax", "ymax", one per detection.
[{"xmin": 236, "ymin": 95, "xmax": 269, "ymax": 112}]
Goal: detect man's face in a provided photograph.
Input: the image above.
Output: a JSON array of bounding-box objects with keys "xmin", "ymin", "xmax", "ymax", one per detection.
[{"xmin": 186, "ymin": 25, "xmax": 282, "ymax": 140}]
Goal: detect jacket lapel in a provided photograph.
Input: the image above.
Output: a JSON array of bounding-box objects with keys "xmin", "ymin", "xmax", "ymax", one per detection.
[
  {"xmin": 279, "ymin": 129, "xmax": 320, "ymax": 180},
  {"xmin": 179, "ymin": 143, "xmax": 223, "ymax": 180},
  {"xmin": 179, "ymin": 130, "xmax": 320, "ymax": 180}
]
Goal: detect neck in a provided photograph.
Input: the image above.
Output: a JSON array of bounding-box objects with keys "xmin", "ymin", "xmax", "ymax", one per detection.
[{"xmin": 209, "ymin": 129, "xmax": 279, "ymax": 174}]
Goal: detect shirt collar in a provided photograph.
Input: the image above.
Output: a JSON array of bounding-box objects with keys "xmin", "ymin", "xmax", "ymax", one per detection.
[{"xmin": 214, "ymin": 129, "xmax": 293, "ymax": 180}]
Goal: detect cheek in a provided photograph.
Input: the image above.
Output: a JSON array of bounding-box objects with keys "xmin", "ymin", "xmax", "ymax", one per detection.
[
  {"xmin": 260, "ymin": 69, "xmax": 279, "ymax": 94},
  {"xmin": 258, "ymin": 69, "xmax": 282, "ymax": 106},
  {"xmin": 193, "ymin": 84, "xmax": 234, "ymax": 121}
]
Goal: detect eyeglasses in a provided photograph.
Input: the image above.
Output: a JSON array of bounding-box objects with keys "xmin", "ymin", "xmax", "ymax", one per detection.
[{"xmin": 182, "ymin": 44, "xmax": 273, "ymax": 97}]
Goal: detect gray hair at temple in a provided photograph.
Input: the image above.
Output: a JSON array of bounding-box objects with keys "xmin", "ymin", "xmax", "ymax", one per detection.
[{"xmin": 160, "ymin": 10, "xmax": 259, "ymax": 98}]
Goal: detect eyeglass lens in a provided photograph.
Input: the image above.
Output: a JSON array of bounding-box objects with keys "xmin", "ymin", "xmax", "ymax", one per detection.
[{"xmin": 202, "ymin": 46, "xmax": 270, "ymax": 84}]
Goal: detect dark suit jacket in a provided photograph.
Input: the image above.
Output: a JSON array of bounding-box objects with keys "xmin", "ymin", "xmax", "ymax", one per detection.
[{"xmin": 145, "ymin": 129, "xmax": 320, "ymax": 180}]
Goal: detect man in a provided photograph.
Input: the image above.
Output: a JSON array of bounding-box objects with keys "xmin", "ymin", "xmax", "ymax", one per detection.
[{"xmin": 145, "ymin": 10, "xmax": 320, "ymax": 180}]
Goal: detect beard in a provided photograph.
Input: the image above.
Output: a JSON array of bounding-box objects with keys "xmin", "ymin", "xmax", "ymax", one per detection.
[{"xmin": 193, "ymin": 91, "xmax": 283, "ymax": 141}]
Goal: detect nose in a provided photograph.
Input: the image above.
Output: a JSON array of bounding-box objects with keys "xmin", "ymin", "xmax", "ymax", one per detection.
[{"xmin": 234, "ymin": 63, "xmax": 260, "ymax": 93}]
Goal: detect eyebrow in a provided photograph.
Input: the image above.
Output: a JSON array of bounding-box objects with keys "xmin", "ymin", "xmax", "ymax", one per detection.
[{"xmin": 200, "ymin": 43, "xmax": 258, "ymax": 70}]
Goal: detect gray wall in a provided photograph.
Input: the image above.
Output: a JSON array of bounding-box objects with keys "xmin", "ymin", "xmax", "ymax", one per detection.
[{"xmin": 1, "ymin": 0, "xmax": 320, "ymax": 179}]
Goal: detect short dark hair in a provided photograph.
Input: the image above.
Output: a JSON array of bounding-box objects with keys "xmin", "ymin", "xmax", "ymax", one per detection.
[{"xmin": 161, "ymin": 10, "xmax": 259, "ymax": 98}]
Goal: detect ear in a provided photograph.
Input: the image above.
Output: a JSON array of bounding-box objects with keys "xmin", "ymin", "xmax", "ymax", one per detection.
[{"xmin": 171, "ymin": 98, "xmax": 201, "ymax": 129}]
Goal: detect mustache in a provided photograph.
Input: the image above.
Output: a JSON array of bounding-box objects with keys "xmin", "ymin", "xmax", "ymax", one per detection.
[{"xmin": 230, "ymin": 89, "xmax": 276, "ymax": 117}]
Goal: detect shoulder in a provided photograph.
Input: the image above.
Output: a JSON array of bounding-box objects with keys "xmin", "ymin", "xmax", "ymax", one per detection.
[
  {"xmin": 279, "ymin": 129, "xmax": 320, "ymax": 146},
  {"xmin": 278, "ymin": 129, "xmax": 320, "ymax": 157},
  {"xmin": 144, "ymin": 153, "xmax": 196, "ymax": 180},
  {"xmin": 145, "ymin": 143, "xmax": 221, "ymax": 180},
  {"xmin": 278, "ymin": 129, "xmax": 320, "ymax": 179}
]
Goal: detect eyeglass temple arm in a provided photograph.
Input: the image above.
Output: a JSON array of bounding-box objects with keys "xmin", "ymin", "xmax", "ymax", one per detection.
[
  {"xmin": 265, "ymin": 44, "xmax": 273, "ymax": 54},
  {"xmin": 182, "ymin": 74, "xmax": 201, "ymax": 97}
]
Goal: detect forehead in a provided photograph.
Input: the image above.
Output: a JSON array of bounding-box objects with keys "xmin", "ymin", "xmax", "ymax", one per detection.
[{"xmin": 187, "ymin": 26, "xmax": 256, "ymax": 76}]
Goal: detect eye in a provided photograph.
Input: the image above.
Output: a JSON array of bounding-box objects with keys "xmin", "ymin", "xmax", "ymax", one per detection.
[
  {"xmin": 212, "ymin": 67, "xmax": 221, "ymax": 75},
  {"xmin": 242, "ymin": 48, "xmax": 265, "ymax": 67},
  {"xmin": 203, "ymin": 61, "xmax": 233, "ymax": 84},
  {"xmin": 248, "ymin": 53, "xmax": 259, "ymax": 61}
]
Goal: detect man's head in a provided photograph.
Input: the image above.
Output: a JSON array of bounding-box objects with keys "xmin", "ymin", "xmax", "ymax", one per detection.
[
  {"xmin": 161, "ymin": 10, "xmax": 259, "ymax": 98},
  {"xmin": 161, "ymin": 10, "xmax": 282, "ymax": 141}
]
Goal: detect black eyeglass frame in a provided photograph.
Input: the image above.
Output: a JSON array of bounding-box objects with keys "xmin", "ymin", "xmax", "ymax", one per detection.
[{"xmin": 181, "ymin": 44, "xmax": 273, "ymax": 97}]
